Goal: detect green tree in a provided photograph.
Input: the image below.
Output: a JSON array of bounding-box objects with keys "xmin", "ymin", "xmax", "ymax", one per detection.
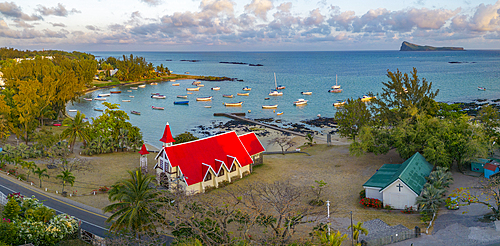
[
  {"xmin": 427, "ymin": 167, "xmax": 453, "ymax": 189},
  {"xmin": 452, "ymin": 176, "xmax": 500, "ymax": 220},
  {"xmin": 103, "ymin": 170, "xmax": 161, "ymax": 235},
  {"xmin": 61, "ymin": 111, "xmax": 90, "ymax": 152},
  {"xmin": 314, "ymin": 230, "xmax": 347, "ymax": 246},
  {"xmin": 348, "ymin": 221, "xmax": 368, "ymax": 244},
  {"xmin": 416, "ymin": 184, "xmax": 445, "ymax": 216},
  {"xmin": 56, "ymin": 170, "xmax": 75, "ymax": 193},
  {"xmin": 2, "ymin": 197, "xmax": 21, "ymax": 220},
  {"xmin": 21, "ymin": 161, "xmax": 37, "ymax": 181},
  {"xmin": 34, "ymin": 167, "xmax": 49, "ymax": 188},
  {"xmin": 174, "ymin": 132, "xmax": 198, "ymax": 144},
  {"xmin": 334, "ymin": 98, "xmax": 372, "ymax": 141}
]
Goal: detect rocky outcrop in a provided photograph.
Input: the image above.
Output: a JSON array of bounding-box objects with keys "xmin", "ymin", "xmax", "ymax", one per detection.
[{"xmin": 400, "ymin": 41, "xmax": 464, "ymax": 51}]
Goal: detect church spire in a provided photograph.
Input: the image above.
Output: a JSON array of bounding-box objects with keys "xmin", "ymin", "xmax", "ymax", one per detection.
[{"xmin": 159, "ymin": 122, "xmax": 175, "ymax": 147}]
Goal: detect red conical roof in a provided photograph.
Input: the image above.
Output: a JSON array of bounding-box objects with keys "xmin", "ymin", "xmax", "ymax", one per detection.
[
  {"xmin": 138, "ymin": 144, "xmax": 150, "ymax": 155},
  {"xmin": 159, "ymin": 122, "xmax": 176, "ymax": 144}
]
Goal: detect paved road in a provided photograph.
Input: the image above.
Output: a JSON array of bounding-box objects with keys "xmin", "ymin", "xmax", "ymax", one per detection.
[{"xmin": 0, "ymin": 174, "xmax": 111, "ymax": 237}]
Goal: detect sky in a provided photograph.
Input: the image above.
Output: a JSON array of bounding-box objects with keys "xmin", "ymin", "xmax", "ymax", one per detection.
[{"xmin": 0, "ymin": 0, "xmax": 499, "ymax": 51}]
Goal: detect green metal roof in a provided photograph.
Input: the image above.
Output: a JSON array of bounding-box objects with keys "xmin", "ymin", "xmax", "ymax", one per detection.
[
  {"xmin": 363, "ymin": 152, "xmax": 434, "ymax": 196},
  {"xmin": 363, "ymin": 164, "xmax": 401, "ymax": 188}
]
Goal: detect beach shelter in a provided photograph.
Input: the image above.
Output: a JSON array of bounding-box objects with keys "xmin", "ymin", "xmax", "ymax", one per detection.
[
  {"xmin": 139, "ymin": 144, "xmax": 150, "ymax": 174},
  {"xmin": 363, "ymin": 152, "xmax": 434, "ymax": 210}
]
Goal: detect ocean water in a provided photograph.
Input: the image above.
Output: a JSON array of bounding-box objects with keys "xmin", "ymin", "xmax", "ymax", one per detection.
[{"xmin": 68, "ymin": 51, "xmax": 500, "ymax": 146}]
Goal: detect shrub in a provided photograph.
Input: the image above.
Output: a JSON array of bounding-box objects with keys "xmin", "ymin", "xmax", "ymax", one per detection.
[
  {"xmin": 242, "ymin": 171, "xmax": 250, "ymax": 177},
  {"xmin": 359, "ymin": 198, "xmax": 382, "ymax": 209},
  {"xmin": 7, "ymin": 169, "xmax": 16, "ymax": 176},
  {"xmin": 16, "ymin": 173, "xmax": 26, "ymax": 181},
  {"xmin": 218, "ymin": 180, "xmax": 231, "ymax": 188},
  {"xmin": 99, "ymin": 186, "xmax": 110, "ymax": 193},
  {"xmin": 402, "ymin": 206, "xmax": 415, "ymax": 214},
  {"xmin": 359, "ymin": 190, "xmax": 366, "ymax": 199},
  {"xmin": 384, "ymin": 205, "xmax": 394, "ymax": 211}
]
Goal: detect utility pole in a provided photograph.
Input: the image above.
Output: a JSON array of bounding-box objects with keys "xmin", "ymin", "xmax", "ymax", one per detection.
[
  {"xmin": 350, "ymin": 211, "xmax": 354, "ymax": 246},
  {"xmin": 326, "ymin": 200, "xmax": 331, "ymax": 236}
]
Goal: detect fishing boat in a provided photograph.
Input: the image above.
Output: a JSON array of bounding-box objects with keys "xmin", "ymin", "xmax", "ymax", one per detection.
[
  {"xmin": 83, "ymin": 98, "xmax": 92, "ymax": 101},
  {"xmin": 110, "ymin": 91, "xmax": 121, "ymax": 94},
  {"xmin": 223, "ymin": 94, "xmax": 234, "ymax": 98},
  {"xmin": 174, "ymin": 101, "xmax": 189, "ymax": 105},
  {"xmin": 177, "ymin": 95, "xmax": 188, "ymax": 99},
  {"xmin": 98, "ymin": 93, "xmax": 110, "ymax": 97},
  {"xmin": 122, "ymin": 100, "xmax": 131, "ymax": 102},
  {"xmin": 277, "ymin": 112, "xmax": 284, "ymax": 115},
  {"xmin": 187, "ymin": 92, "xmax": 193, "ymax": 94},
  {"xmin": 129, "ymin": 95, "xmax": 135, "ymax": 98},
  {"xmin": 68, "ymin": 109, "xmax": 77, "ymax": 112},
  {"xmin": 186, "ymin": 87, "xmax": 200, "ymax": 91},
  {"xmin": 333, "ymin": 100, "xmax": 346, "ymax": 107},
  {"xmin": 293, "ymin": 99, "xmax": 308, "ymax": 106},
  {"xmin": 223, "ymin": 102, "xmax": 243, "ymax": 107},
  {"xmin": 237, "ymin": 92, "xmax": 249, "ymax": 96},
  {"xmin": 360, "ymin": 95, "xmax": 376, "ymax": 102},
  {"xmin": 262, "ymin": 105, "xmax": 278, "ymax": 109},
  {"xmin": 242, "ymin": 86, "xmax": 252, "ymax": 91},
  {"xmin": 196, "ymin": 96, "xmax": 212, "ymax": 101},
  {"xmin": 94, "ymin": 97, "xmax": 106, "ymax": 101},
  {"xmin": 138, "ymin": 84, "xmax": 146, "ymax": 88},
  {"xmin": 151, "ymin": 95, "xmax": 166, "ymax": 99},
  {"xmin": 131, "ymin": 111, "xmax": 141, "ymax": 115},
  {"xmin": 94, "ymin": 108, "xmax": 104, "ymax": 111},
  {"xmin": 192, "ymin": 81, "xmax": 201, "ymax": 85},
  {"xmin": 152, "ymin": 106, "xmax": 164, "ymax": 110},
  {"xmin": 211, "ymin": 87, "xmax": 220, "ymax": 91},
  {"xmin": 478, "ymin": 86, "xmax": 486, "ymax": 91},
  {"xmin": 150, "ymin": 82, "xmax": 158, "ymax": 85},
  {"xmin": 301, "ymin": 91, "xmax": 312, "ymax": 95},
  {"xmin": 204, "ymin": 106, "xmax": 212, "ymax": 108},
  {"xmin": 332, "ymin": 75, "xmax": 342, "ymax": 90},
  {"xmin": 172, "ymin": 83, "xmax": 180, "ymax": 86},
  {"xmin": 131, "ymin": 87, "xmax": 138, "ymax": 90}
]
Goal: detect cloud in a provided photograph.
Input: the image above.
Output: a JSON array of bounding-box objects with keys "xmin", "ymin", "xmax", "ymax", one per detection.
[
  {"xmin": 50, "ymin": 22, "xmax": 66, "ymax": 27},
  {"xmin": 467, "ymin": 1, "xmax": 500, "ymax": 31},
  {"xmin": 0, "ymin": 2, "xmax": 41, "ymax": 21},
  {"xmin": 303, "ymin": 8, "xmax": 324, "ymax": 26},
  {"xmin": 86, "ymin": 25, "xmax": 99, "ymax": 31},
  {"xmin": 141, "ymin": 0, "xmax": 162, "ymax": 6},
  {"xmin": 13, "ymin": 19, "xmax": 34, "ymax": 28},
  {"xmin": 244, "ymin": 0, "xmax": 273, "ymax": 20},
  {"xmin": 36, "ymin": 3, "xmax": 80, "ymax": 17}
]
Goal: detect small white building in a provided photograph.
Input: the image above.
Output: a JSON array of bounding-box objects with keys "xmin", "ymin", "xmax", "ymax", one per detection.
[{"xmin": 363, "ymin": 152, "xmax": 433, "ymax": 210}]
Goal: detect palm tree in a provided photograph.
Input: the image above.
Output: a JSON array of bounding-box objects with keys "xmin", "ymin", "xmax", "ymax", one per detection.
[
  {"xmin": 103, "ymin": 169, "xmax": 162, "ymax": 235},
  {"xmin": 61, "ymin": 111, "xmax": 90, "ymax": 152},
  {"xmin": 427, "ymin": 166, "xmax": 453, "ymax": 189},
  {"xmin": 315, "ymin": 230, "xmax": 347, "ymax": 246},
  {"xmin": 348, "ymin": 221, "xmax": 369, "ymax": 244},
  {"xmin": 21, "ymin": 161, "xmax": 37, "ymax": 181},
  {"xmin": 416, "ymin": 183, "xmax": 446, "ymax": 215},
  {"xmin": 56, "ymin": 170, "xmax": 75, "ymax": 193},
  {"xmin": 34, "ymin": 167, "xmax": 49, "ymax": 188}
]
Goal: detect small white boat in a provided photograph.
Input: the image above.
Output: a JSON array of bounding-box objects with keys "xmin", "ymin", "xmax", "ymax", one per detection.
[
  {"xmin": 68, "ymin": 109, "xmax": 77, "ymax": 112},
  {"xmin": 269, "ymin": 90, "xmax": 283, "ymax": 96},
  {"xmin": 95, "ymin": 98, "xmax": 106, "ymax": 101},
  {"xmin": 152, "ymin": 95, "xmax": 166, "ymax": 99},
  {"xmin": 196, "ymin": 96, "xmax": 212, "ymax": 101},
  {"xmin": 211, "ymin": 87, "xmax": 220, "ymax": 91},
  {"xmin": 186, "ymin": 87, "xmax": 200, "ymax": 91},
  {"xmin": 197, "ymin": 84, "xmax": 205, "ymax": 87},
  {"xmin": 152, "ymin": 106, "xmax": 164, "ymax": 110},
  {"xmin": 170, "ymin": 80, "xmax": 176, "ymax": 82},
  {"xmin": 332, "ymin": 75, "xmax": 341, "ymax": 90},
  {"xmin": 129, "ymin": 96, "xmax": 135, "ymax": 98},
  {"xmin": 150, "ymin": 82, "xmax": 158, "ymax": 85},
  {"xmin": 293, "ymin": 99, "xmax": 308, "ymax": 106},
  {"xmin": 172, "ymin": 83, "xmax": 180, "ymax": 86},
  {"xmin": 98, "ymin": 93, "xmax": 110, "ymax": 97},
  {"xmin": 177, "ymin": 95, "xmax": 188, "ymax": 99},
  {"xmin": 262, "ymin": 105, "xmax": 278, "ymax": 109},
  {"xmin": 277, "ymin": 112, "xmax": 284, "ymax": 115},
  {"xmin": 122, "ymin": 100, "xmax": 131, "ymax": 102},
  {"xmin": 204, "ymin": 106, "xmax": 212, "ymax": 108},
  {"xmin": 224, "ymin": 102, "xmax": 243, "ymax": 107},
  {"xmin": 242, "ymin": 86, "xmax": 251, "ymax": 91},
  {"xmin": 333, "ymin": 100, "xmax": 346, "ymax": 107},
  {"xmin": 127, "ymin": 90, "xmax": 132, "ymax": 92},
  {"xmin": 138, "ymin": 84, "xmax": 146, "ymax": 88},
  {"xmin": 360, "ymin": 95, "xmax": 376, "ymax": 102},
  {"xmin": 192, "ymin": 81, "xmax": 201, "ymax": 85},
  {"xmin": 478, "ymin": 86, "xmax": 486, "ymax": 91},
  {"xmin": 83, "ymin": 98, "xmax": 92, "ymax": 101},
  {"xmin": 237, "ymin": 92, "xmax": 249, "ymax": 96},
  {"xmin": 301, "ymin": 91, "xmax": 312, "ymax": 95},
  {"xmin": 131, "ymin": 87, "xmax": 138, "ymax": 90}
]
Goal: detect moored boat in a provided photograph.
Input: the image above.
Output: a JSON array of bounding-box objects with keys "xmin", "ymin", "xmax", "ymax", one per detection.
[
  {"xmin": 242, "ymin": 86, "xmax": 252, "ymax": 91},
  {"xmin": 152, "ymin": 106, "xmax": 164, "ymax": 110},
  {"xmin": 172, "ymin": 83, "xmax": 180, "ymax": 86},
  {"xmin": 177, "ymin": 95, "xmax": 188, "ymax": 99},
  {"xmin": 68, "ymin": 109, "xmax": 77, "ymax": 112},
  {"xmin": 127, "ymin": 90, "xmax": 132, "ymax": 92},
  {"xmin": 196, "ymin": 96, "xmax": 213, "ymax": 101},
  {"xmin": 264, "ymin": 97, "xmax": 270, "ymax": 100},
  {"xmin": 262, "ymin": 105, "xmax": 278, "ymax": 109},
  {"xmin": 211, "ymin": 87, "xmax": 220, "ymax": 91},
  {"xmin": 129, "ymin": 95, "xmax": 135, "ymax": 98},
  {"xmin": 131, "ymin": 111, "xmax": 141, "ymax": 115},
  {"xmin": 131, "ymin": 87, "xmax": 138, "ymax": 90},
  {"xmin": 110, "ymin": 91, "xmax": 121, "ymax": 94},
  {"xmin": 293, "ymin": 99, "xmax": 308, "ymax": 106},
  {"xmin": 360, "ymin": 95, "xmax": 376, "ymax": 102},
  {"xmin": 138, "ymin": 84, "xmax": 146, "ymax": 88},
  {"xmin": 83, "ymin": 98, "xmax": 92, "ymax": 101},
  {"xmin": 151, "ymin": 92, "xmax": 160, "ymax": 95},
  {"xmin": 237, "ymin": 92, "xmax": 250, "ymax": 96},
  {"xmin": 269, "ymin": 90, "xmax": 283, "ymax": 96},
  {"xmin": 94, "ymin": 108, "xmax": 104, "ymax": 111},
  {"xmin": 276, "ymin": 112, "xmax": 284, "ymax": 115},
  {"xmin": 122, "ymin": 100, "xmax": 131, "ymax": 102},
  {"xmin": 276, "ymin": 85, "xmax": 286, "ymax": 90},
  {"xmin": 223, "ymin": 102, "xmax": 243, "ymax": 107},
  {"xmin": 186, "ymin": 87, "xmax": 200, "ymax": 91},
  {"xmin": 204, "ymin": 106, "xmax": 212, "ymax": 108},
  {"xmin": 223, "ymin": 94, "xmax": 234, "ymax": 98},
  {"xmin": 192, "ymin": 81, "xmax": 201, "ymax": 85},
  {"xmin": 150, "ymin": 82, "xmax": 158, "ymax": 85},
  {"xmin": 187, "ymin": 92, "xmax": 193, "ymax": 94},
  {"xmin": 478, "ymin": 86, "xmax": 486, "ymax": 91},
  {"xmin": 94, "ymin": 97, "xmax": 106, "ymax": 101},
  {"xmin": 301, "ymin": 91, "xmax": 312, "ymax": 95},
  {"xmin": 98, "ymin": 93, "xmax": 110, "ymax": 97},
  {"xmin": 333, "ymin": 100, "xmax": 346, "ymax": 107},
  {"xmin": 197, "ymin": 84, "xmax": 204, "ymax": 87},
  {"xmin": 151, "ymin": 95, "xmax": 166, "ymax": 99},
  {"xmin": 174, "ymin": 101, "xmax": 189, "ymax": 105},
  {"xmin": 332, "ymin": 75, "xmax": 342, "ymax": 90},
  {"xmin": 328, "ymin": 89, "xmax": 342, "ymax": 93},
  {"xmin": 170, "ymin": 79, "xmax": 176, "ymax": 82}
]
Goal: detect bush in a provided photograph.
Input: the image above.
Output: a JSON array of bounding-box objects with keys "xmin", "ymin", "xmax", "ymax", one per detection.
[
  {"xmin": 16, "ymin": 173, "xmax": 26, "ymax": 181},
  {"xmin": 402, "ymin": 206, "xmax": 415, "ymax": 214},
  {"xmin": 384, "ymin": 205, "xmax": 394, "ymax": 211},
  {"xmin": 359, "ymin": 198, "xmax": 382, "ymax": 209},
  {"xmin": 218, "ymin": 180, "xmax": 231, "ymax": 188},
  {"xmin": 7, "ymin": 169, "xmax": 16, "ymax": 176},
  {"xmin": 99, "ymin": 186, "xmax": 110, "ymax": 193},
  {"xmin": 359, "ymin": 190, "xmax": 366, "ymax": 199}
]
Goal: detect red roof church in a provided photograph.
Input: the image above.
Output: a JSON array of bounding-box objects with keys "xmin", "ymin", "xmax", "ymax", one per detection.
[{"xmin": 154, "ymin": 123, "xmax": 265, "ymax": 194}]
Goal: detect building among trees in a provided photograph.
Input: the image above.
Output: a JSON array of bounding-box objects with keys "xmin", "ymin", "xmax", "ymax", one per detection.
[{"xmin": 154, "ymin": 123, "xmax": 265, "ymax": 194}]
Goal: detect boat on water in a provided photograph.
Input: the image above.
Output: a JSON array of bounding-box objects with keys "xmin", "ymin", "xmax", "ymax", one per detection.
[
  {"xmin": 177, "ymin": 95, "xmax": 188, "ymax": 99},
  {"xmin": 276, "ymin": 85, "xmax": 286, "ymax": 90},
  {"xmin": 95, "ymin": 98, "xmax": 106, "ymax": 101},
  {"xmin": 151, "ymin": 92, "xmax": 160, "ymax": 95},
  {"xmin": 264, "ymin": 97, "xmax": 270, "ymax": 100},
  {"xmin": 328, "ymin": 89, "xmax": 342, "ymax": 93},
  {"xmin": 301, "ymin": 91, "xmax": 312, "ymax": 95},
  {"xmin": 98, "ymin": 93, "xmax": 110, "ymax": 97},
  {"xmin": 197, "ymin": 84, "xmax": 204, "ymax": 87},
  {"xmin": 223, "ymin": 94, "xmax": 234, "ymax": 98},
  {"xmin": 242, "ymin": 86, "xmax": 252, "ymax": 91},
  {"xmin": 192, "ymin": 81, "xmax": 201, "ymax": 85},
  {"xmin": 293, "ymin": 99, "xmax": 308, "ymax": 106},
  {"xmin": 151, "ymin": 95, "xmax": 166, "ymax": 99},
  {"xmin": 187, "ymin": 92, "xmax": 193, "ymax": 94},
  {"xmin": 478, "ymin": 86, "xmax": 486, "ymax": 91},
  {"xmin": 68, "ymin": 109, "xmax": 77, "ymax": 112},
  {"xmin": 110, "ymin": 91, "xmax": 121, "ymax": 94},
  {"xmin": 204, "ymin": 106, "xmax": 212, "ymax": 108},
  {"xmin": 131, "ymin": 87, "xmax": 138, "ymax": 90},
  {"xmin": 129, "ymin": 95, "xmax": 135, "ymax": 98},
  {"xmin": 131, "ymin": 111, "xmax": 141, "ymax": 115},
  {"xmin": 237, "ymin": 92, "xmax": 250, "ymax": 96},
  {"xmin": 152, "ymin": 106, "xmax": 164, "ymax": 110},
  {"xmin": 150, "ymin": 82, "xmax": 158, "ymax": 85},
  {"xmin": 196, "ymin": 96, "xmax": 212, "ymax": 101},
  {"xmin": 174, "ymin": 101, "xmax": 189, "ymax": 105},
  {"xmin": 262, "ymin": 105, "xmax": 278, "ymax": 109},
  {"xmin": 186, "ymin": 87, "xmax": 200, "ymax": 91},
  {"xmin": 170, "ymin": 79, "xmax": 176, "ymax": 82},
  {"xmin": 224, "ymin": 102, "xmax": 243, "ymax": 107},
  {"xmin": 329, "ymin": 74, "xmax": 343, "ymax": 93},
  {"xmin": 172, "ymin": 83, "xmax": 180, "ymax": 86},
  {"xmin": 269, "ymin": 90, "xmax": 283, "ymax": 96},
  {"xmin": 83, "ymin": 98, "xmax": 92, "ymax": 101},
  {"xmin": 360, "ymin": 95, "xmax": 376, "ymax": 102},
  {"xmin": 277, "ymin": 112, "xmax": 284, "ymax": 115},
  {"xmin": 138, "ymin": 84, "xmax": 146, "ymax": 88},
  {"xmin": 211, "ymin": 87, "xmax": 220, "ymax": 91},
  {"xmin": 122, "ymin": 100, "xmax": 131, "ymax": 102},
  {"xmin": 127, "ymin": 90, "xmax": 132, "ymax": 92},
  {"xmin": 333, "ymin": 100, "xmax": 346, "ymax": 107},
  {"xmin": 94, "ymin": 108, "xmax": 104, "ymax": 111}
]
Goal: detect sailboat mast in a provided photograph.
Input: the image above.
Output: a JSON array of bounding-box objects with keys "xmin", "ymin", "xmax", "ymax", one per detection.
[
  {"xmin": 336, "ymin": 74, "xmax": 338, "ymax": 86},
  {"xmin": 274, "ymin": 73, "xmax": 277, "ymax": 89}
]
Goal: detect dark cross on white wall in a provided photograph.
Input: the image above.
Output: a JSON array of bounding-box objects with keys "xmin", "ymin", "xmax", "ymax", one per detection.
[{"xmin": 397, "ymin": 183, "xmax": 403, "ymax": 192}]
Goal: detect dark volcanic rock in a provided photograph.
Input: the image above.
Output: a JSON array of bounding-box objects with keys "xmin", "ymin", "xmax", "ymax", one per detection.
[
  {"xmin": 180, "ymin": 60, "xmax": 200, "ymax": 62},
  {"xmin": 301, "ymin": 117, "xmax": 337, "ymax": 127}
]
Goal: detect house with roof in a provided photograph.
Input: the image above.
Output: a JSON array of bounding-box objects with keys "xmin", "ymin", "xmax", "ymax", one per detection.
[
  {"xmin": 362, "ymin": 152, "xmax": 434, "ymax": 210},
  {"xmin": 484, "ymin": 161, "xmax": 500, "ymax": 178},
  {"xmin": 154, "ymin": 123, "xmax": 265, "ymax": 194}
]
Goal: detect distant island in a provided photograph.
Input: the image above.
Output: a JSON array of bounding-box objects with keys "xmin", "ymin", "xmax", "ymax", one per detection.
[{"xmin": 400, "ymin": 41, "xmax": 464, "ymax": 51}]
